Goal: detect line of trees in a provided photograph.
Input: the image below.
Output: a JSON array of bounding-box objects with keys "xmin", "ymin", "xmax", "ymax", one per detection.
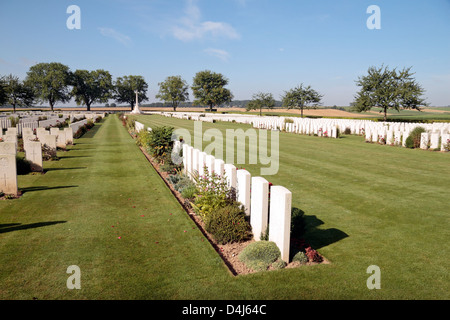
[
  {"xmin": 0, "ymin": 62, "xmax": 149, "ymax": 112},
  {"xmin": 246, "ymin": 65, "xmax": 427, "ymax": 120},
  {"xmin": 0, "ymin": 62, "xmax": 428, "ymax": 120}
]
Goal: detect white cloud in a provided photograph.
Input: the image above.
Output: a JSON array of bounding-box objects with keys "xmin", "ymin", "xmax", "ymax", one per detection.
[
  {"xmin": 171, "ymin": 0, "xmax": 240, "ymax": 42},
  {"xmin": 98, "ymin": 27, "xmax": 132, "ymax": 46},
  {"xmin": 204, "ymin": 48, "xmax": 230, "ymax": 61}
]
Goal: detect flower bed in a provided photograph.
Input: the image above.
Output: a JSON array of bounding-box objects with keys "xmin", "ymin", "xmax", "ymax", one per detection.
[{"xmin": 123, "ymin": 116, "xmax": 328, "ymax": 275}]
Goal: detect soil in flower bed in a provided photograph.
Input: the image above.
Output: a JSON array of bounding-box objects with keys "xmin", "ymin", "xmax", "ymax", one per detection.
[{"xmin": 138, "ymin": 146, "xmax": 328, "ymax": 275}]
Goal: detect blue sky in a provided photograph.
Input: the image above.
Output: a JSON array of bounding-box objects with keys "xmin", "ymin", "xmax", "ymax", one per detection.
[{"xmin": 1, "ymin": 0, "xmax": 449, "ymax": 106}]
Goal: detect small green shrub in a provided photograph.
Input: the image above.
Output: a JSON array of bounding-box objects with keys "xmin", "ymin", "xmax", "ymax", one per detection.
[
  {"xmin": 260, "ymin": 225, "xmax": 269, "ymax": 241},
  {"xmin": 191, "ymin": 167, "xmax": 234, "ymax": 222},
  {"xmin": 9, "ymin": 116, "xmax": 19, "ymax": 128},
  {"xmin": 238, "ymin": 241, "xmax": 281, "ymax": 272},
  {"xmin": 147, "ymin": 126, "xmax": 174, "ymax": 162},
  {"xmin": 135, "ymin": 129, "xmax": 152, "ymax": 148},
  {"xmin": 181, "ymin": 185, "xmax": 197, "ymax": 200},
  {"xmin": 272, "ymin": 259, "xmax": 287, "ymax": 270},
  {"xmin": 167, "ymin": 174, "xmax": 181, "ymax": 185},
  {"xmin": 204, "ymin": 203, "xmax": 252, "ymax": 244},
  {"xmin": 160, "ymin": 155, "xmax": 182, "ymax": 174},
  {"xmin": 292, "ymin": 251, "xmax": 308, "ymax": 264},
  {"xmin": 173, "ymin": 175, "xmax": 195, "ymax": 192},
  {"xmin": 284, "ymin": 118, "xmax": 294, "ymax": 124},
  {"xmin": 405, "ymin": 126, "xmax": 426, "ymax": 148}
]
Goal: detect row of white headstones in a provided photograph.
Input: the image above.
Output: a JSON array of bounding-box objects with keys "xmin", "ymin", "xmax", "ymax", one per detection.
[
  {"xmin": 174, "ymin": 133, "xmax": 292, "ymax": 263},
  {"xmin": 0, "ymin": 118, "xmax": 90, "ymax": 196},
  {"xmin": 136, "ymin": 119, "xmax": 292, "ymax": 262},
  {"xmin": 0, "ymin": 112, "xmax": 105, "ymax": 135},
  {"xmin": 153, "ymin": 111, "xmax": 450, "ymax": 151},
  {"xmin": 136, "ymin": 120, "xmax": 292, "ymax": 262}
]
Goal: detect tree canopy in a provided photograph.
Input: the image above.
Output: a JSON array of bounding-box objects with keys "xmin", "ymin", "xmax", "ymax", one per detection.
[
  {"xmin": 246, "ymin": 92, "xmax": 275, "ymax": 116},
  {"xmin": 191, "ymin": 70, "xmax": 233, "ymax": 111},
  {"xmin": 25, "ymin": 62, "xmax": 71, "ymax": 111},
  {"xmin": 70, "ymin": 69, "xmax": 113, "ymax": 111},
  {"xmin": 0, "ymin": 76, "xmax": 6, "ymax": 106},
  {"xmin": 114, "ymin": 75, "xmax": 149, "ymax": 110},
  {"xmin": 281, "ymin": 83, "xmax": 323, "ymax": 118},
  {"xmin": 2, "ymin": 74, "xmax": 35, "ymax": 112},
  {"xmin": 353, "ymin": 65, "xmax": 427, "ymax": 120},
  {"xmin": 156, "ymin": 75, "xmax": 189, "ymax": 111}
]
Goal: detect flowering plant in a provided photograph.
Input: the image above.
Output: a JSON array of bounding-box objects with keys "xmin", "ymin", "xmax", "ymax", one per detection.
[
  {"xmin": 444, "ymin": 139, "xmax": 450, "ymax": 152},
  {"xmin": 191, "ymin": 166, "xmax": 234, "ymax": 222}
]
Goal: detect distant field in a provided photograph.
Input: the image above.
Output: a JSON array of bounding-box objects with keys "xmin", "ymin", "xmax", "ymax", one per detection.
[{"xmin": 2, "ymin": 105, "xmax": 449, "ymax": 122}]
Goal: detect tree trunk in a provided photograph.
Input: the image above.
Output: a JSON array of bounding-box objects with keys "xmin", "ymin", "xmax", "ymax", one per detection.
[
  {"xmin": 49, "ymin": 101, "xmax": 54, "ymax": 112},
  {"xmin": 301, "ymin": 107, "xmax": 304, "ymax": 118},
  {"xmin": 384, "ymin": 108, "xmax": 387, "ymax": 121},
  {"xmin": 86, "ymin": 102, "xmax": 91, "ymax": 112}
]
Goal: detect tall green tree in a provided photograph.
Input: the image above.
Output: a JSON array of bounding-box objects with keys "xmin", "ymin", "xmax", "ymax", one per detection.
[
  {"xmin": 114, "ymin": 75, "xmax": 148, "ymax": 110},
  {"xmin": 156, "ymin": 75, "xmax": 189, "ymax": 111},
  {"xmin": 0, "ymin": 76, "xmax": 7, "ymax": 106},
  {"xmin": 25, "ymin": 62, "xmax": 71, "ymax": 111},
  {"xmin": 70, "ymin": 69, "xmax": 113, "ymax": 111},
  {"xmin": 3, "ymin": 74, "xmax": 35, "ymax": 112},
  {"xmin": 246, "ymin": 92, "xmax": 275, "ymax": 116},
  {"xmin": 281, "ymin": 83, "xmax": 323, "ymax": 118},
  {"xmin": 191, "ymin": 70, "xmax": 233, "ymax": 111},
  {"xmin": 353, "ymin": 65, "xmax": 427, "ymax": 121}
]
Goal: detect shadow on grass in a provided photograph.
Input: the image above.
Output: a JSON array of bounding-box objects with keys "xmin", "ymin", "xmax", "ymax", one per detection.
[
  {"xmin": 303, "ymin": 214, "xmax": 349, "ymax": 250},
  {"xmin": 289, "ymin": 208, "xmax": 348, "ymax": 259},
  {"xmin": 76, "ymin": 122, "xmax": 102, "ymax": 139},
  {"xmin": 20, "ymin": 185, "xmax": 78, "ymax": 194},
  {"xmin": 0, "ymin": 221, "xmax": 67, "ymax": 234},
  {"xmin": 45, "ymin": 167, "xmax": 87, "ymax": 172},
  {"xmin": 58, "ymin": 155, "xmax": 92, "ymax": 159}
]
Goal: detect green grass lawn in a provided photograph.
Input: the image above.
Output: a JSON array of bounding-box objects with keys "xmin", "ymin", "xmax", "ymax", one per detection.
[
  {"xmin": 1, "ymin": 114, "xmax": 448, "ymax": 300},
  {"xmin": 130, "ymin": 114, "xmax": 450, "ymax": 299}
]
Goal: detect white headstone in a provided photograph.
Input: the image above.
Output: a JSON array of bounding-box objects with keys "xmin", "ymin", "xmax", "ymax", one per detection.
[
  {"xmin": 3, "ymin": 134, "xmax": 18, "ymax": 150},
  {"xmin": 420, "ymin": 132, "xmax": 429, "ymax": 150},
  {"xmin": 36, "ymin": 128, "xmax": 49, "ymax": 140},
  {"xmin": 24, "ymin": 141, "xmax": 43, "ymax": 172},
  {"xmin": 0, "ymin": 142, "xmax": 17, "ymax": 155},
  {"xmin": 64, "ymin": 127, "xmax": 74, "ymax": 145},
  {"xmin": 269, "ymin": 186, "xmax": 292, "ymax": 262},
  {"xmin": 0, "ymin": 142, "xmax": 18, "ymax": 195},
  {"xmin": 214, "ymin": 158, "xmax": 225, "ymax": 177},
  {"xmin": 205, "ymin": 154, "xmax": 215, "ymax": 175},
  {"xmin": 394, "ymin": 131, "xmax": 402, "ymax": 146},
  {"xmin": 50, "ymin": 128, "xmax": 66, "ymax": 149},
  {"xmin": 250, "ymin": 177, "xmax": 269, "ymax": 241},
  {"xmin": 236, "ymin": 169, "xmax": 251, "ymax": 216},
  {"xmin": 441, "ymin": 133, "xmax": 450, "ymax": 151},
  {"xmin": 429, "ymin": 133, "xmax": 439, "ymax": 150},
  {"xmin": 6, "ymin": 127, "xmax": 18, "ymax": 136},
  {"xmin": 198, "ymin": 152, "xmax": 207, "ymax": 177},
  {"xmin": 192, "ymin": 148, "xmax": 199, "ymax": 177},
  {"xmin": 41, "ymin": 134, "xmax": 57, "ymax": 156},
  {"xmin": 224, "ymin": 163, "xmax": 237, "ymax": 190},
  {"xmin": 386, "ymin": 130, "xmax": 394, "ymax": 145}
]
